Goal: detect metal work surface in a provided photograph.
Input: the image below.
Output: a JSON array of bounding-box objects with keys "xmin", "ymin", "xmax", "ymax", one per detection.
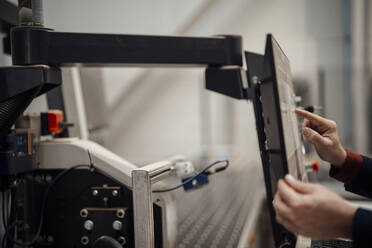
[{"xmin": 175, "ymin": 157, "xmax": 265, "ymax": 248}]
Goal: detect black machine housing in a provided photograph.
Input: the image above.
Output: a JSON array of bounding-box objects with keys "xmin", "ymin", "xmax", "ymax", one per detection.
[{"xmin": 6, "ymin": 168, "xmax": 163, "ymax": 247}]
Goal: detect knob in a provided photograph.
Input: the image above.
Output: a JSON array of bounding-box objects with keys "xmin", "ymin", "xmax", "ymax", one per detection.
[
  {"xmin": 84, "ymin": 220, "xmax": 94, "ymax": 231},
  {"xmin": 112, "ymin": 220, "xmax": 122, "ymax": 231},
  {"xmin": 305, "ymin": 160, "xmax": 319, "ymax": 173},
  {"xmin": 311, "ymin": 160, "xmax": 319, "ymax": 172},
  {"xmin": 92, "ymin": 236, "xmax": 122, "ymax": 248}
]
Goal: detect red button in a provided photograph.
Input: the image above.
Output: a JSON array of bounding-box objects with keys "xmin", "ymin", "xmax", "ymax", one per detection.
[
  {"xmin": 48, "ymin": 110, "xmax": 64, "ymax": 134},
  {"xmin": 311, "ymin": 160, "xmax": 319, "ymax": 172}
]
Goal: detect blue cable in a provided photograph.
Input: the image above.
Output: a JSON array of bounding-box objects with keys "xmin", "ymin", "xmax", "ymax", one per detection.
[
  {"xmin": 152, "ymin": 159, "xmax": 229, "ymax": 193},
  {"xmin": 2, "ymin": 164, "xmax": 94, "ymax": 247}
]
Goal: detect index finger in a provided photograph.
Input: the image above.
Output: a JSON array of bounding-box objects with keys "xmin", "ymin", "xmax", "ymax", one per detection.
[
  {"xmin": 302, "ymin": 118, "xmax": 311, "ymax": 129},
  {"xmin": 295, "ymin": 109, "xmax": 327, "ymax": 125}
]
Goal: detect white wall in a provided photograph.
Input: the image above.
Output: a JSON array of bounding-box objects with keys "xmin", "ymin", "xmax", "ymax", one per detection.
[{"xmin": 42, "ymin": 0, "xmax": 346, "ymax": 164}]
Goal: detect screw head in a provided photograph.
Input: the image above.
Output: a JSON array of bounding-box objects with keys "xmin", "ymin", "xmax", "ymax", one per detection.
[
  {"xmin": 118, "ymin": 236, "xmax": 126, "ymax": 245},
  {"xmin": 112, "ymin": 190, "xmax": 118, "ymax": 197},
  {"xmin": 116, "ymin": 209, "xmax": 125, "ymax": 218},
  {"xmin": 92, "ymin": 190, "xmax": 98, "ymax": 196},
  {"xmin": 81, "ymin": 236, "xmax": 89, "ymax": 245},
  {"xmin": 80, "ymin": 209, "xmax": 88, "ymax": 218},
  {"xmin": 47, "ymin": 235, "xmax": 54, "ymax": 243},
  {"xmin": 45, "ymin": 175, "xmax": 52, "ymax": 183},
  {"xmin": 84, "ymin": 220, "xmax": 94, "ymax": 231}
]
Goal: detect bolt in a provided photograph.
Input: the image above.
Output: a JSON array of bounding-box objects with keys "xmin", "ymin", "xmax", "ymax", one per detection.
[
  {"xmin": 80, "ymin": 209, "xmax": 88, "ymax": 218},
  {"xmin": 81, "ymin": 236, "xmax": 89, "ymax": 245},
  {"xmin": 37, "ymin": 236, "xmax": 44, "ymax": 243},
  {"xmin": 118, "ymin": 236, "xmax": 126, "ymax": 245},
  {"xmin": 116, "ymin": 209, "xmax": 125, "ymax": 218},
  {"xmin": 35, "ymin": 175, "xmax": 42, "ymax": 183},
  {"xmin": 112, "ymin": 220, "xmax": 122, "ymax": 231},
  {"xmin": 45, "ymin": 175, "xmax": 52, "ymax": 183},
  {"xmin": 47, "ymin": 235, "xmax": 54, "ymax": 243},
  {"xmin": 112, "ymin": 190, "xmax": 118, "ymax": 197},
  {"xmin": 84, "ymin": 220, "xmax": 94, "ymax": 231},
  {"xmin": 92, "ymin": 190, "xmax": 98, "ymax": 196}
]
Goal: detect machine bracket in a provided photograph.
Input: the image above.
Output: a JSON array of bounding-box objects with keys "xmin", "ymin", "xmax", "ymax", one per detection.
[{"xmin": 205, "ymin": 66, "xmax": 252, "ymax": 100}]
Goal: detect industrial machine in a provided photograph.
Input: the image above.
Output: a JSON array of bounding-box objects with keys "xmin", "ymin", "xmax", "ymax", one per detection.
[{"xmin": 0, "ymin": 1, "xmax": 240, "ymax": 248}]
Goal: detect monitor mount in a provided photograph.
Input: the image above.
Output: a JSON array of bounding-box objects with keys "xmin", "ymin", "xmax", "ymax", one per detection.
[{"xmin": 0, "ymin": 26, "xmax": 248, "ymax": 141}]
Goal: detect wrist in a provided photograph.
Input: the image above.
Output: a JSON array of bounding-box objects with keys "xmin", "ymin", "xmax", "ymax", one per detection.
[
  {"xmin": 338, "ymin": 204, "xmax": 357, "ymax": 239},
  {"xmin": 333, "ymin": 147, "xmax": 347, "ymax": 168}
]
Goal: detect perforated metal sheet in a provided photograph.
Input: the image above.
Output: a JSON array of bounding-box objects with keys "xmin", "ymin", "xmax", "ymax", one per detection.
[{"xmin": 176, "ymin": 158, "xmax": 264, "ymax": 248}]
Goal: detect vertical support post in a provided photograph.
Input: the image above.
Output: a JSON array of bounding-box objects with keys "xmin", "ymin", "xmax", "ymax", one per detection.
[
  {"xmin": 18, "ymin": 0, "xmax": 44, "ymax": 26},
  {"xmin": 61, "ymin": 67, "xmax": 89, "ymax": 139},
  {"xmin": 350, "ymin": 0, "xmax": 368, "ymax": 154},
  {"xmin": 132, "ymin": 170, "xmax": 155, "ymax": 248},
  {"xmin": 342, "ymin": 0, "xmax": 352, "ymax": 146}
]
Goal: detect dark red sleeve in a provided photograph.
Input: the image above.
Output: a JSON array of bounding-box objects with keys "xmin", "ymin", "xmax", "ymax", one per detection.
[{"xmin": 329, "ymin": 149, "xmax": 363, "ymax": 184}]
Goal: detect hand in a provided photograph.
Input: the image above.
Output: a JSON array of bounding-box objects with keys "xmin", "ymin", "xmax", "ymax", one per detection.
[
  {"xmin": 273, "ymin": 175, "xmax": 356, "ymax": 240},
  {"xmin": 295, "ymin": 109, "xmax": 346, "ymax": 167}
]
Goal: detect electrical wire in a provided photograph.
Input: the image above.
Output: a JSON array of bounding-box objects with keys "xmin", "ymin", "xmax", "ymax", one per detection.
[
  {"xmin": 2, "ymin": 164, "xmax": 94, "ymax": 247},
  {"xmin": 2, "ymin": 221, "xmax": 18, "ymax": 248},
  {"xmin": 152, "ymin": 159, "xmax": 229, "ymax": 193}
]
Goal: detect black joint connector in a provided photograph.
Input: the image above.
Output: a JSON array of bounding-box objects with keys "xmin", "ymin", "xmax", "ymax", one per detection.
[{"xmin": 205, "ymin": 66, "xmax": 247, "ymax": 100}]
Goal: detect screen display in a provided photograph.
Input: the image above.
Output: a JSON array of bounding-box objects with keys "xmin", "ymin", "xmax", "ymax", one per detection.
[
  {"xmin": 249, "ymin": 34, "xmax": 302, "ymax": 247},
  {"xmin": 271, "ymin": 38, "xmax": 306, "ymax": 181},
  {"xmin": 247, "ymin": 35, "xmax": 302, "ymax": 247}
]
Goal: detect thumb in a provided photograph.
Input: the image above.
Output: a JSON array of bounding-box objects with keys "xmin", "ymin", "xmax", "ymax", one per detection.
[
  {"xmin": 302, "ymin": 127, "xmax": 327, "ymax": 146},
  {"xmin": 284, "ymin": 174, "xmax": 314, "ymax": 194}
]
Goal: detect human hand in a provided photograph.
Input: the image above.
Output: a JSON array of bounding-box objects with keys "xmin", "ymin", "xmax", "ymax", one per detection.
[
  {"xmin": 273, "ymin": 175, "xmax": 356, "ymax": 240},
  {"xmin": 295, "ymin": 109, "xmax": 346, "ymax": 167}
]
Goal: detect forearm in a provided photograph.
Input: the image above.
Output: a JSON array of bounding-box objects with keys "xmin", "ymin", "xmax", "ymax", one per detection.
[
  {"xmin": 329, "ymin": 149, "xmax": 362, "ymax": 184},
  {"xmin": 330, "ymin": 150, "xmax": 372, "ymax": 198}
]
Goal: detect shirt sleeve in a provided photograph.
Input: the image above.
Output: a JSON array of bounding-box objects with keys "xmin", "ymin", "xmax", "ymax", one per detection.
[
  {"xmin": 352, "ymin": 208, "xmax": 372, "ymax": 247},
  {"xmin": 330, "ymin": 149, "xmax": 372, "ymax": 198},
  {"xmin": 329, "ymin": 149, "xmax": 363, "ymax": 184}
]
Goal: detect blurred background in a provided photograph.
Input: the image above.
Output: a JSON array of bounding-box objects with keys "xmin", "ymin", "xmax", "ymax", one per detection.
[{"xmin": 1, "ymin": 0, "xmax": 371, "ymax": 246}]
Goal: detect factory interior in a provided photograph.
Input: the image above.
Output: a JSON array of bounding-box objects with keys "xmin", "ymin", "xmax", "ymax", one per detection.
[{"xmin": 1, "ymin": 0, "xmax": 372, "ymax": 247}]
